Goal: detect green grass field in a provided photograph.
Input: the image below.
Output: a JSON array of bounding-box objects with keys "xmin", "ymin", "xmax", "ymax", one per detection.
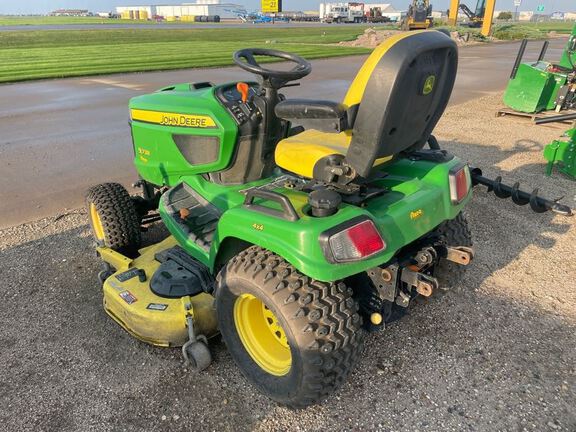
[
  {"xmin": 436, "ymin": 21, "xmax": 574, "ymax": 41},
  {"xmin": 0, "ymin": 27, "xmax": 371, "ymax": 83},
  {"xmin": 517, "ymin": 21, "xmax": 575, "ymax": 34},
  {"xmin": 0, "ymin": 19, "xmax": 572, "ymax": 84}
]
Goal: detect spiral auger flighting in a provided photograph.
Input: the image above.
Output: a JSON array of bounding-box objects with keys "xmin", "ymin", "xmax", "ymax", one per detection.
[{"xmin": 469, "ymin": 168, "xmax": 573, "ymax": 216}]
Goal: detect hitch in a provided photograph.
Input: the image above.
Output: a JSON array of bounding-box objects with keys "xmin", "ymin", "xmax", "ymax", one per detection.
[
  {"xmin": 470, "ymin": 167, "xmax": 573, "ymax": 216},
  {"xmin": 445, "ymin": 246, "xmax": 474, "ymax": 265},
  {"xmin": 400, "ymin": 268, "xmax": 439, "ymax": 298}
]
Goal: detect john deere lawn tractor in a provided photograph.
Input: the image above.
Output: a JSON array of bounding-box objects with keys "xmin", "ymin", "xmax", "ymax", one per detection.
[
  {"xmin": 503, "ymin": 23, "xmax": 576, "ymax": 114},
  {"xmin": 86, "ymin": 30, "xmax": 572, "ymax": 407}
]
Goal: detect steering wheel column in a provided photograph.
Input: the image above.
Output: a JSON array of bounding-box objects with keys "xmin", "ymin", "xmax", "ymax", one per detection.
[{"xmin": 233, "ymin": 48, "xmax": 312, "ymax": 89}]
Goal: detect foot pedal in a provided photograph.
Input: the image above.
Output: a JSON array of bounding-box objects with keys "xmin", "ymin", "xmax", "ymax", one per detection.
[{"xmin": 161, "ymin": 183, "xmax": 221, "ymax": 252}]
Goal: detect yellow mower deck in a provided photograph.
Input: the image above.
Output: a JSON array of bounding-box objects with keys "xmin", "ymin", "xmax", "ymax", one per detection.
[{"xmin": 99, "ymin": 237, "xmax": 218, "ymax": 347}]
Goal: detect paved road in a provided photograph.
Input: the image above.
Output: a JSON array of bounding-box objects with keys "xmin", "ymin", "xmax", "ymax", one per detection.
[{"xmin": 0, "ymin": 38, "xmax": 567, "ymax": 228}]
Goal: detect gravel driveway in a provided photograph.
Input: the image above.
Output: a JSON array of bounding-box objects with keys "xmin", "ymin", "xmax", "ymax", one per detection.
[{"xmin": 0, "ymin": 93, "xmax": 574, "ymax": 432}]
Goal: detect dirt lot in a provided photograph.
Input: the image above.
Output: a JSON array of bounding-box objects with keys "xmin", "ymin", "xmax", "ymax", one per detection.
[
  {"xmin": 0, "ymin": 93, "xmax": 575, "ymax": 432},
  {"xmin": 338, "ymin": 28, "xmax": 482, "ymax": 48}
]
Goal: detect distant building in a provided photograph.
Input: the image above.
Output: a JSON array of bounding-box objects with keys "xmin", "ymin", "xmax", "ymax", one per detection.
[
  {"xmin": 518, "ymin": 11, "xmax": 533, "ymax": 21},
  {"xmin": 550, "ymin": 12, "xmax": 564, "ymax": 20},
  {"xmin": 50, "ymin": 9, "xmax": 92, "ymax": 17},
  {"xmin": 116, "ymin": 1, "xmax": 247, "ymax": 20},
  {"xmin": 564, "ymin": 12, "xmax": 576, "ymax": 20}
]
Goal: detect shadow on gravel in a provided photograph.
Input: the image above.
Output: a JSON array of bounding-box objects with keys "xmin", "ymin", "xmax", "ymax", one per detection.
[{"xmin": 0, "ymin": 138, "xmax": 574, "ymax": 431}]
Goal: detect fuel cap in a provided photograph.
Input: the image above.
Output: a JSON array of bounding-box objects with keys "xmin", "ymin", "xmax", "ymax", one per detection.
[{"xmin": 308, "ymin": 189, "xmax": 341, "ymax": 217}]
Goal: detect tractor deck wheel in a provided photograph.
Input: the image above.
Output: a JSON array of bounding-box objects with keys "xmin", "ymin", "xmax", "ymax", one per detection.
[
  {"xmin": 216, "ymin": 246, "xmax": 364, "ymax": 408},
  {"xmin": 85, "ymin": 183, "xmax": 142, "ymax": 256},
  {"xmin": 434, "ymin": 212, "xmax": 473, "ymax": 289}
]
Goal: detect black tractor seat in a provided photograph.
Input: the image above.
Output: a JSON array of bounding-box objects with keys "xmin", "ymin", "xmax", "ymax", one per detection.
[{"xmin": 274, "ymin": 30, "xmax": 458, "ymax": 184}]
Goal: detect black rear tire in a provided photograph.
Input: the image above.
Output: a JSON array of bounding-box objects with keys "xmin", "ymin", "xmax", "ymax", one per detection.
[
  {"xmin": 216, "ymin": 246, "xmax": 364, "ymax": 408},
  {"xmin": 85, "ymin": 183, "xmax": 142, "ymax": 256},
  {"xmin": 433, "ymin": 212, "xmax": 473, "ymax": 288}
]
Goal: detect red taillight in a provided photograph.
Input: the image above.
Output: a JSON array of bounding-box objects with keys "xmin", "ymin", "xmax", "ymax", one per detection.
[
  {"xmin": 449, "ymin": 165, "xmax": 471, "ymax": 204},
  {"xmin": 328, "ymin": 220, "xmax": 385, "ymax": 262}
]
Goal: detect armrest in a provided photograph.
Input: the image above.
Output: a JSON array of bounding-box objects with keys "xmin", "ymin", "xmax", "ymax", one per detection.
[{"xmin": 275, "ymin": 99, "xmax": 349, "ymax": 132}]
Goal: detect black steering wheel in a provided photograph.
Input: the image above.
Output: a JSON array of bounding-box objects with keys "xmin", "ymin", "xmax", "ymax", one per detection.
[{"xmin": 233, "ymin": 48, "xmax": 312, "ymax": 88}]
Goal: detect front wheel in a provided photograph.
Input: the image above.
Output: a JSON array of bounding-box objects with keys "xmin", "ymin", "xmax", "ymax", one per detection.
[
  {"xmin": 216, "ymin": 246, "xmax": 364, "ymax": 408},
  {"xmin": 85, "ymin": 183, "xmax": 141, "ymax": 256}
]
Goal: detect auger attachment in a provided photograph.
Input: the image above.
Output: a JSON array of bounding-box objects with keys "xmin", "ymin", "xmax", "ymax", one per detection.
[{"xmin": 470, "ymin": 167, "xmax": 573, "ymax": 216}]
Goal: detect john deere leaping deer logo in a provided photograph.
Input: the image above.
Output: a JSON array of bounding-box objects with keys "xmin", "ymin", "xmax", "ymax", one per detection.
[{"xmin": 422, "ymin": 75, "xmax": 436, "ymax": 95}]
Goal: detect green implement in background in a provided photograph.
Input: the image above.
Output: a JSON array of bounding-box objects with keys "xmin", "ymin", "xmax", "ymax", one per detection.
[
  {"xmin": 503, "ymin": 62, "xmax": 565, "ymax": 112},
  {"xmin": 544, "ymin": 128, "xmax": 576, "ymax": 180},
  {"xmin": 503, "ymin": 23, "xmax": 576, "ymax": 114}
]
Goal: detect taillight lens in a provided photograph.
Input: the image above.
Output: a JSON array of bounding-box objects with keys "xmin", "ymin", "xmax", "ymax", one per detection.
[
  {"xmin": 327, "ymin": 219, "xmax": 385, "ymax": 262},
  {"xmin": 449, "ymin": 164, "xmax": 471, "ymax": 204}
]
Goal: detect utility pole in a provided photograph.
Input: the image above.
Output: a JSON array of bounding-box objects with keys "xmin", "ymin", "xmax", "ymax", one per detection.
[{"xmin": 514, "ymin": 0, "xmax": 521, "ymax": 22}]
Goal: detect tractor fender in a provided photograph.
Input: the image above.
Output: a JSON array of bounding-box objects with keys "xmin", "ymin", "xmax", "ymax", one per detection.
[{"xmin": 211, "ymin": 205, "xmax": 382, "ymax": 282}]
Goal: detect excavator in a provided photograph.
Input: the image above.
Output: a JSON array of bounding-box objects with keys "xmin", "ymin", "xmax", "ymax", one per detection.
[
  {"xmin": 401, "ymin": 0, "xmax": 433, "ymax": 31},
  {"xmin": 448, "ymin": 0, "xmax": 496, "ymax": 37},
  {"xmin": 458, "ymin": 0, "xmax": 485, "ymax": 28}
]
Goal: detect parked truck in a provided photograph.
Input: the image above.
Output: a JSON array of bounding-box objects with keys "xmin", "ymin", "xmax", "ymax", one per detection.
[{"xmin": 320, "ymin": 2, "xmax": 367, "ymax": 23}]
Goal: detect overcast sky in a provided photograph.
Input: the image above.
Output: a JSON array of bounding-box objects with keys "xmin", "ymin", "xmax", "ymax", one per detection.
[{"xmin": 0, "ymin": 1, "xmax": 573, "ymax": 15}]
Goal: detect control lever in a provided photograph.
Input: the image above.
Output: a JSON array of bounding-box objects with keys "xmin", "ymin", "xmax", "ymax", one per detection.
[{"xmin": 236, "ymin": 82, "xmax": 249, "ymax": 103}]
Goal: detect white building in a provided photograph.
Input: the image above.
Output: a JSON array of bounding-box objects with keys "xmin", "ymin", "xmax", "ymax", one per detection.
[
  {"xmin": 116, "ymin": 1, "xmax": 247, "ymax": 19},
  {"xmin": 518, "ymin": 10, "xmax": 534, "ymax": 21}
]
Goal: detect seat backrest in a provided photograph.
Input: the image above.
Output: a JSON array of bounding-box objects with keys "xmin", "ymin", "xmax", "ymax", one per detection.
[{"xmin": 343, "ymin": 30, "xmax": 458, "ymax": 177}]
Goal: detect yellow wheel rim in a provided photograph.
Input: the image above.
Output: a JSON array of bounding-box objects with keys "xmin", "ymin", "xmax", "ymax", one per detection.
[
  {"xmin": 89, "ymin": 203, "xmax": 105, "ymax": 241},
  {"xmin": 233, "ymin": 293, "xmax": 291, "ymax": 376}
]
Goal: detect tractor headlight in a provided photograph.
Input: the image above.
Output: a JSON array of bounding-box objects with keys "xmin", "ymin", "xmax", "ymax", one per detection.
[{"xmin": 320, "ymin": 217, "xmax": 386, "ymax": 263}]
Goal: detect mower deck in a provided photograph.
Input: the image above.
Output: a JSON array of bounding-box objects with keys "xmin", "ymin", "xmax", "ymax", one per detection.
[{"xmin": 100, "ymin": 237, "xmax": 218, "ymax": 347}]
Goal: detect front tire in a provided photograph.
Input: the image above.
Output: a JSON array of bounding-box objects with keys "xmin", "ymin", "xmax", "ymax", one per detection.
[
  {"xmin": 216, "ymin": 246, "xmax": 364, "ymax": 408},
  {"xmin": 85, "ymin": 183, "xmax": 141, "ymax": 256}
]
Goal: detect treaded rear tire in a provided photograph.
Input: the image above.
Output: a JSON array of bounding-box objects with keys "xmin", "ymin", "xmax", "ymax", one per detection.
[
  {"xmin": 434, "ymin": 212, "xmax": 473, "ymax": 288},
  {"xmin": 85, "ymin": 183, "xmax": 141, "ymax": 256},
  {"xmin": 216, "ymin": 246, "xmax": 365, "ymax": 408}
]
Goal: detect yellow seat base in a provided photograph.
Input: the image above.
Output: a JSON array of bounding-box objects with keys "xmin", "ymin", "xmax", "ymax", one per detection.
[
  {"xmin": 275, "ymin": 129, "xmax": 394, "ymax": 179},
  {"xmin": 275, "ymin": 129, "xmax": 352, "ymax": 179}
]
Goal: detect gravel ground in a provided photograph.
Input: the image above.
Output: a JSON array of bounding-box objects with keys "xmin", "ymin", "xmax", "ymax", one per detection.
[{"xmin": 0, "ymin": 93, "xmax": 575, "ymax": 432}]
